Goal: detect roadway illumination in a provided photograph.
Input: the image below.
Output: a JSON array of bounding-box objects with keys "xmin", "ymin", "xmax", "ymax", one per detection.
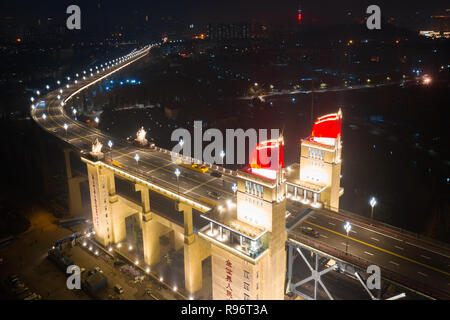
[
  {"xmin": 95, "ymin": 117, "xmax": 99, "ymax": 123},
  {"xmin": 232, "ymin": 183, "xmax": 238, "ymax": 196},
  {"xmin": 36, "ymin": 90, "xmax": 40, "ymax": 96},
  {"xmin": 30, "ymin": 97, "xmax": 34, "ymax": 102},
  {"xmin": 370, "ymin": 197, "xmax": 377, "ymax": 222},
  {"xmin": 63, "ymin": 123, "xmax": 68, "ymax": 134},
  {"xmin": 174, "ymin": 168, "xmax": 182, "ymax": 200},
  {"xmin": 72, "ymin": 109, "xmax": 77, "ymax": 115},
  {"xmin": 344, "ymin": 221, "xmax": 351, "ymax": 255},
  {"xmin": 57, "ymin": 80, "xmax": 61, "ymax": 85},
  {"xmin": 46, "ymin": 85, "xmax": 50, "ymax": 90},
  {"xmin": 42, "ymin": 113, "xmax": 47, "ymax": 120},
  {"xmin": 219, "ymin": 150, "xmax": 225, "ymax": 163},
  {"xmin": 134, "ymin": 154, "xmax": 140, "ymax": 164}
]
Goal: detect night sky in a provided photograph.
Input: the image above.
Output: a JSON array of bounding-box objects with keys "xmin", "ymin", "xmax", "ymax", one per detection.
[{"xmin": 1, "ymin": 0, "xmax": 448, "ymax": 27}]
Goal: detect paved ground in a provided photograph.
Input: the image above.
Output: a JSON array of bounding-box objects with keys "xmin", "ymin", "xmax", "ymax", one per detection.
[{"xmin": 0, "ymin": 204, "xmax": 180, "ymax": 300}]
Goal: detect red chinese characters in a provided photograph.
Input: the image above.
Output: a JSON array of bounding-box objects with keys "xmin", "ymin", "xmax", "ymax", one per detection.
[{"xmin": 225, "ymin": 259, "xmax": 233, "ymax": 299}]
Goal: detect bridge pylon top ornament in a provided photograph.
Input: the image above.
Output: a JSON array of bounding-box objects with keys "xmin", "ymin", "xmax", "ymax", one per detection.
[
  {"xmin": 90, "ymin": 138, "xmax": 104, "ymax": 159},
  {"xmin": 135, "ymin": 126, "xmax": 148, "ymax": 146}
]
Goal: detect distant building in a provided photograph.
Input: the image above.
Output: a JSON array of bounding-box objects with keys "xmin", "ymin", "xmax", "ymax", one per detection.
[{"xmin": 206, "ymin": 22, "xmax": 251, "ymax": 40}]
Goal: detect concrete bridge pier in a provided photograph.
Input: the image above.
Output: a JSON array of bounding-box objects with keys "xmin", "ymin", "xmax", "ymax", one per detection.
[
  {"xmin": 179, "ymin": 203, "xmax": 211, "ymax": 295},
  {"xmin": 64, "ymin": 149, "xmax": 86, "ymax": 216}
]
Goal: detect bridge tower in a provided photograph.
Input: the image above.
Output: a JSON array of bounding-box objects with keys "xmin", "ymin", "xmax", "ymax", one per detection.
[
  {"xmin": 199, "ymin": 138, "xmax": 287, "ymax": 300},
  {"xmin": 299, "ymin": 109, "xmax": 343, "ymax": 211}
]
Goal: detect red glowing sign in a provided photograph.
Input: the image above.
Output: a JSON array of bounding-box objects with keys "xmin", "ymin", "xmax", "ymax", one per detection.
[
  {"xmin": 249, "ymin": 138, "xmax": 284, "ymax": 179},
  {"xmin": 310, "ymin": 110, "xmax": 342, "ymax": 146},
  {"xmin": 298, "ymin": 11, "xmax": 303, "ymax": 24}
]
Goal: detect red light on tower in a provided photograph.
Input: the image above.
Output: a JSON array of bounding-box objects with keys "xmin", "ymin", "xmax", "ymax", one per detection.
[
  {"xmin": 249, "ymin": 137, "xmax": 284, "ymax": 180},
  {"xmin": 298, "ymin": 10, "xmax": 303, "ymax": 24},
  {"xmin": 310, "ymin": 109, "xmax": 342, "ymax": 146}
]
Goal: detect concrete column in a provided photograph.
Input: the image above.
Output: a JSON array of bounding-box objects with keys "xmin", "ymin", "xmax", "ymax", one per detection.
[
  {"xmin": 135, "ymin": 184, "xmax": 150, "ymax": 213},
  {"xmin": 64, "ymin": 149, "xmax": 86, "ymax": 216},
  {"xmin": 142, "ymin": 216, "xmax": 166, "ymax": 267},
  {"xmin": 178, "ymin": 203, "xmax": 210, "ymax": 294}
]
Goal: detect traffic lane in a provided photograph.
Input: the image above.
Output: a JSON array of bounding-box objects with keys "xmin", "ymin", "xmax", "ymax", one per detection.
[
  {"xmin": 314, "ymin": 206, "xmax": 450, "ymax": 261},
  {"xmin": 308, "ymin": 210, "xmax": 450, "ymax": 272},
  {"xmin": 292, "ymin": 222, "xmax": 447, "ymax": 294},
  {"xmin": 303, "ymin": 214, "xmax": 450, "ymax": 281}
]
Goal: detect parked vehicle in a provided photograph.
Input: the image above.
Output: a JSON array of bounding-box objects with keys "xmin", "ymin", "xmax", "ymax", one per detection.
[{"xmin": 114, "ymin": 284, "xmax": 124, "ymax": 294}]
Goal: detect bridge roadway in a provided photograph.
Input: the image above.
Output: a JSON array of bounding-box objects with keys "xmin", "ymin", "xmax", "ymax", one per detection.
[{"xmin": 31, "ymin": 45, "xmax": 450, "ymax": 299}]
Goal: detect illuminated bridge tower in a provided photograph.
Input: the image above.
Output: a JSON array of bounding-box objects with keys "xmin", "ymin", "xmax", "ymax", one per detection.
[
  {"xmin": 287, "ymin": 109, "xmax": 344, "ymax": 211},
  {"xmin": 199, "ymin": 138, "xmax": 287, "ymax": 300}
]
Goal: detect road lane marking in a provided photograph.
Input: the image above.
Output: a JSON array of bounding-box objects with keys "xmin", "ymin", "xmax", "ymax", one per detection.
[
  {"xmin": 328, "ymin": 222, "xmax": 335, "ymax": 226},
  {"xmin": 417, "ymin": 272, "xmax": 428, "ymax": 277},
  {"xmin": 420, "ymin": 255, "xmax": 431, "ymax": 260},
  {"xmin": 350, "ymin": 230, "xmax": 357, "ymax": 234},
  {"xmin": 364, "ymin": 251, "xmax": 374, "ymax": 256},
  {"xmin": 371, "ymin": 237, "xmax": 380, "ymax": 242},
  {"xmin": 320, "ymin": 235, "xmax": 328, "ymax": 239},
  {"xmin": 389, "ymin": 261, "xmax": 399, "ymax": 266},
  {"xmin": 394, "ymin": 245, "xmax": 404, "ymax": 250},
  {"xmin": 304, "ymin": 220, "xmax": 450, "ymax": 277}
]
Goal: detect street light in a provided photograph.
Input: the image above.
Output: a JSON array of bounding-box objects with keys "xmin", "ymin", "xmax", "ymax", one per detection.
[
  {"xmin": 42, "ymin": 113, "xmax": 47, "ymax": 120},
  {"xmin": 344, "ymin": 221, "xmax": 351, "ymax": 255},
  {"xmin": 63, "ymin": 123, "xmax": 68, "ymax": 135},
  {"xmin": 134, "ymin": 153, "xmax": 140, "ymax": 164},
  {"xmin": 232, "ymin": 183, "xmax": 238, "ymax": 196},
  {"xmin": 174, "ymin": 168, "xmax": 181, "ymax": 199},
  {"xmin": 72, "ymin": 108, "xmax": 77, "ymax": 116},
  {"xmin": 108, "ymin": 140, "xmax": 113, "ymax": 160},
  {"xmin": 370, "ymin": 197, "xmax": 377, "ymax": 222},
  {"xmin": 219, "ymin": 150, "xmax": 225, "ymax": 164},
  {"xmin": 94, "ymin": 117, "xmax": 99, "ymax": 124}
]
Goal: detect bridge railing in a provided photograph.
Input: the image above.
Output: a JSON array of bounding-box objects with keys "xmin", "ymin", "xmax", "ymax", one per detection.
[
  {"xmin": 289, "ymin": 232, "xmax": 448, "ymax": 300},
  {"xmin": 325, "ymin": 204, "xmax": 450, "ymax": 252}
]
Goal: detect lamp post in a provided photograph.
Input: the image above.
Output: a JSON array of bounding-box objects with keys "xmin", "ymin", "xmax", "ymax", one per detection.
[
  {"xmin": 232, "ymin": 183, "xmax": 237, "ymax": 197},
  {"xmin": 344, "ymin": 221, "xmax": 351, "ymax": 255},
  {"xmin": 134, "ymin": 153, "xmax": 140, "ymax": 165},
  {"xmin": 174, "ymin": 168, "xmax": 181, "ymax": 204},
  {"xmin": 370, "ymin": 197, "xmax": 377, "ymax": 223},
  {"xmin": 219, "ymin": 150, "xmax": 225, "ymax": 164},
  {"xmin": 108, "ymin": 140, "xmax": 113, "ymax": 160},
  {"xmin": 63, "ymin": 123, "xmax": 68, "ymax": 136}
]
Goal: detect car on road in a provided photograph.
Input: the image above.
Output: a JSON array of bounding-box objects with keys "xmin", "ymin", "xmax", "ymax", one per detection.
[
  {"xmin": 301, "ymin": 226, "xmax": 320, "ymax": 238},
  {"xmin": 210, "ymin": 171, "xmax": 222, "ymax": 178},
  {"xmin": 192, "ymin": 164, "xmax": 209, "ymax": 173},
  {"xmin": 207, "ymin": 191, "xmax": 222, "ymax": 200},
  {"xmin": 114, "ymin": 284, "xmax": 124, "ymax": 294}
]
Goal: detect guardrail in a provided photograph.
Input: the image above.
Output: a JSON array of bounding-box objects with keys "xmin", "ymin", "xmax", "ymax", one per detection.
[
  {"xmin": 325, "ymin": 204, "xmax": 450, "ymax": 252},
  {"xmin": 288, "ymin": 232, "xmax": 448, "ymax": 300}
]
